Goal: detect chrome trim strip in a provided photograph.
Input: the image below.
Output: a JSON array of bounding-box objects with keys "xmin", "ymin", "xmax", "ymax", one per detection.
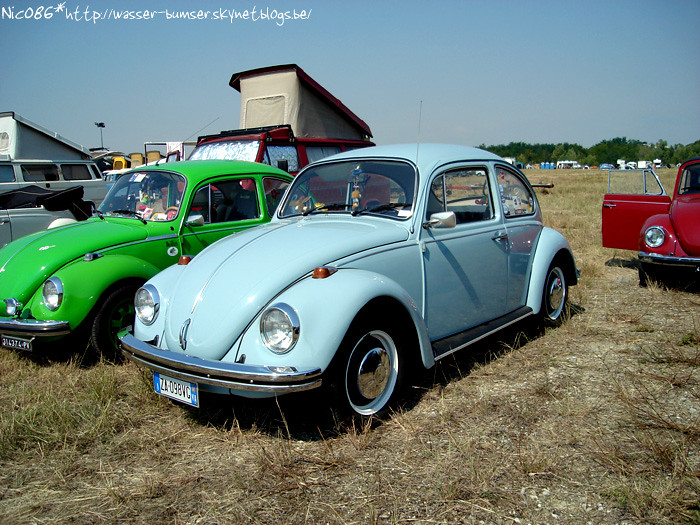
[
  {"xmin": 119, "ymin": 332, "xmax": 323, "ymax": 393},
  {"xmin": 433, "ymin": 308, "xmax": 533, "ymax": 361},
  {"xmin": 0, "ymin": 318, "xmax": 71, "ymax": 337}
]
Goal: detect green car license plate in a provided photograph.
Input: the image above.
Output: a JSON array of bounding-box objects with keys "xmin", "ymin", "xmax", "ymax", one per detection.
[
  {"xmin": 153, "ymin": 372, "xmax": 199, "ymax": 407},
  {"xmin": 1, "ymin": 334, "xmax": 32, "ymax": 351}
]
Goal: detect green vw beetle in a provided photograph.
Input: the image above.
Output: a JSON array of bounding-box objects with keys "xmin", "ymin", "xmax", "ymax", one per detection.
[{"xmin": 0, "ymin": 160, "xmax": 292, "ymax": 358}]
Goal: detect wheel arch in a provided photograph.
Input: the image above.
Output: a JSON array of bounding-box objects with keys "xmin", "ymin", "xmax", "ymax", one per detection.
[{"xmin": 526, "ymin": 228, "xmax": 577, "ymax": 315}]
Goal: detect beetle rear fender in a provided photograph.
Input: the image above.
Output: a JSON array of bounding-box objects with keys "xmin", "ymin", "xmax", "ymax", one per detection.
[
  {"xmin": 244, "ymin": 268, "xmax": 434, "ymax": 373},
  {"xmin": 526, "ymin": 228, "xmax": 577, "ymax": 315},
  {"xmin": 28, "ymin": 254, "xmax": 161, "ymax": 328}
]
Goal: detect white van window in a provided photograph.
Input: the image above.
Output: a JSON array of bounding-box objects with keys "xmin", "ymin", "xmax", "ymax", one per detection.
[
  {"xmin": 0, "ymin": 165, "xmax": 15, "ymax": 182},
  {"xmin": 62, "ymin": 164, "xmax": 92, "ymax": 181},
  {"xmin": 21, "ymin": 164, "xmax": 59, "ymax": 182}
]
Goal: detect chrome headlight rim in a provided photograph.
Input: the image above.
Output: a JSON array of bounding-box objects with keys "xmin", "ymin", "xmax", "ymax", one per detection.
[
  {"xmin": 4, "ymin": 298, "xmax": 22, "ymax": 316},
  {"xmin": 42, "ymin": 277, "xmax": 63, "ymax": 311},
  {"xmin": 260, "ymin": 303, "xmax": 300, "ymax": 354},
  {"xmin": 644, "ymin": 225, "xmax": 666, "ymax": 248},
  {"xmin": 134, "ymin": 284, "xmax": 160, "ymax": 326}
]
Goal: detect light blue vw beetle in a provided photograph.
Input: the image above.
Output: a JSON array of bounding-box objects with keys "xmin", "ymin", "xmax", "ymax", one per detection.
[{"xmin": 120, "ymin": 144, "xmax": 578, "ymax": 419}]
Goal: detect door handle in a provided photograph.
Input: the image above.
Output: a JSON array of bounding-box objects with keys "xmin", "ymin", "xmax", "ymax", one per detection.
[
  {"xmin": 0, "ymin": 218, "xmax": 9, "ymax": 225},
  {"xmin": 492, "ymin": 231, "xmax": 508, "ymax": 241},
  {"xmin": 603, "ymin": 203, "xmax": 616, "ymax": 208}
]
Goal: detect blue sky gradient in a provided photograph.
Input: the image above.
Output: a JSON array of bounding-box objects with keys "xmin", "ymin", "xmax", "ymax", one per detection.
[{"xmin": 1, "ymin": 0, "xmax": 698, "ymax": 154}]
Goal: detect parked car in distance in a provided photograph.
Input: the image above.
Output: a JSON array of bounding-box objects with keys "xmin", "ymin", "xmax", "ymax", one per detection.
[
  {"xmin": 120, "ymin": 144, "xmax": 578, "ymax": 420},
  {"xmin": 602, "ymin": 159, "xmax": 700, "ymax": 285},
  {"xmin": 0, "ymin": 160, "xmax": 293, "ymax": 357},
  {"xmin": 0, "ymin": 184, "xmax": 94, "ymax": 249}
]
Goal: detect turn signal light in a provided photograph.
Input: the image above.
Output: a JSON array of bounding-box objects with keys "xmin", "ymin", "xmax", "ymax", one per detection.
[
  {"xmin": 312, "ymin": 266, "xmax": 337, "ymax": 279},
  {"xmin": 178, "ymin": 255, "xmax": 193, "ymax": 265}
]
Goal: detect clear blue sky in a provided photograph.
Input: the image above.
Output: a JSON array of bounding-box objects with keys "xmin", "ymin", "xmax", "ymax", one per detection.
[{"xmin": 1, "ymin": 0, "xmax": 698, "ymax": 154}]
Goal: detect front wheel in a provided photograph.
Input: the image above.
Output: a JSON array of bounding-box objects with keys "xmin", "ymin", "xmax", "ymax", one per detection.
[
  {"xmin": 329, "ymin": 318, "xmax": 407, "ymax": 421},
  {"xmin": 89, "ymin": 284, "xmax": 138, "ymax": 361},
  {"xmin": 540, "ymin": 262, "xmax": 568, "ymax": 326}
]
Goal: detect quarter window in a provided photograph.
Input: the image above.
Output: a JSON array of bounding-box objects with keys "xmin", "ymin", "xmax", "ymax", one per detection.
[
  {"xmin": 263, "ymin": 145, "xmax": 299, "ymax": 172},
  {"xmin": 495, "ymin": 166, "xmax": 535, "ymax": 217},
  {"xmin": 427, "ymin": 168, "xmax": 493, "ymax": 224}
]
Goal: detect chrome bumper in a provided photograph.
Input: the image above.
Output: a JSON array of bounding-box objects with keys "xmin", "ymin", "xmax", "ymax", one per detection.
[
  {"xmin": 119, "ymin": 332, "xmax": 323, "ymax": 393},
  {"xmin": 639, "ymin": 252, "xmax": 700, "ymax": 270},
  {"xmin": 0, "ymin": 317, "xmax": 71, "ymax": 337}
]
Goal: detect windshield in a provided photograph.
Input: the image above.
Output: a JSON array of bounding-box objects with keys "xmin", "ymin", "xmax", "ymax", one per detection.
[
  {"xmin": 98, "ymin": 170, "xmax": 186, "ymax": 222},
  {"xmin": 279, "ymin": 160, "xmax": 415, "ymax": 219},
  {"xmin": 189, "ymin": 139, "xmax": 259, "ymax": 161}
]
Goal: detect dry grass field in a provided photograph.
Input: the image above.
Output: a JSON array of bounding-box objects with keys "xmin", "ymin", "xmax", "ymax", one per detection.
[{"xmin": 1, "ymin": 168, "xmax": 698, "ymax": 524}]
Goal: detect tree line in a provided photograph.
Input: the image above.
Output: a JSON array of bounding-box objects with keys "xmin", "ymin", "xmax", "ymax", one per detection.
[{"xmin": 480, "ymin": 137, "xmax": 700, "ymax": 166}]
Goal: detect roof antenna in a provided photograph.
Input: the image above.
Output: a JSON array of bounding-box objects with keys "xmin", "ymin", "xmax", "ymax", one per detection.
[{"xmin": 416, "ymin": 100, "xmax": 423, "ymax": 163}]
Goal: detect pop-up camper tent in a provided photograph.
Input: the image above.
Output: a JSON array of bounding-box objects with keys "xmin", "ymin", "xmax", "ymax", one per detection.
[
  {"xmin": 0, "ymin": 112, "xmax": 93, "ymax": 161},
  {"xmin": 229, "ymin": 64, "xmax": 373, "ymax": 141}
]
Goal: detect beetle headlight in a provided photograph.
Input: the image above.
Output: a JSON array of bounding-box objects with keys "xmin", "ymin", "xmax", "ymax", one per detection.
[
  {"xmin": 42, "ymin": 277, "xmax": 63, "ymax": 311},
  {"xmin": 134, "ymin": 284, "xmax": 160, "ymax": 325},
  {"xmin": 260, "ymin": 303, "xmax": 299, "ymax": 354},
  {"xmin": 644, "ymin": 226, "xmax": 665, "ymax": 248}
]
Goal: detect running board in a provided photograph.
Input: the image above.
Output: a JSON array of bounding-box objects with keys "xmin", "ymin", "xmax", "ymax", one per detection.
[{"xmin": 432, "ymin": 306, "xmax": 533, "ymax": 360}]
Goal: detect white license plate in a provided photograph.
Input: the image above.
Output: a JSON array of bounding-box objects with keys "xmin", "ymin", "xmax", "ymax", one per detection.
[
  {"xmin": 153, "ymin": 372, "xmax": 199, "ymax": 407},
  {"xmin": 1, "ymin": 334, "xmax": 32, "ymax": 351}
]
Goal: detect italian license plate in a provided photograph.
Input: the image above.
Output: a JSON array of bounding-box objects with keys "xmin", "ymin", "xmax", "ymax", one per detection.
[
  {"xmin": 153, "ymin": 372, "xmax": 199, "ymax": 407},
  {"xmin": 1, "ymin": 334, "xmax": 33, "ymax": 351}
]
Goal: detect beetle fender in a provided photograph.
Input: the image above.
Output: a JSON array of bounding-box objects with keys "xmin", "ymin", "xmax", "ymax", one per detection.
[
  {"xmin": 526, "ymin": 227, "xmax": 577, "ymax": 315},
  {"xmin": 235, "ymin": 268, "xmax": 435, "ymax": 374},
  {"xmin": 638, "ymin": 213, "xmax": 678, "ymax": 255},
  {"xmin": 28, "ymin": 254, "xmax": 161, "ymax": 328}
]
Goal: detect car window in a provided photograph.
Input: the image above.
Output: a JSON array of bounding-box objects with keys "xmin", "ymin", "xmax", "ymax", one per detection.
[
  {"xmin": 61, "ymin": 164, "xmax": 92, "ymax": 181},
  {"xmin": 263, "ymin": 145, "xmax": 299, "ymax": 172},
  {"xmin": 495, "ymin": 166, "xmax": 535, "ymax": 217},
  {"xmin": 189, "ymin": 140, "xmax": 259, "ymax": 161},
  {"xmin": 279, "ymin": 159, "xmax": 415, "ymax": 218},
  {"xmin": 607, "ymin": 169, "xmax": 663, "ymax": 196},
  {"xmin": 191, "ymin": 178, "xmax": 260, "ymax": 224},
  {"xmin": 305, "ymin": 146, "xmax": 341, "ymax": 164},
  {"xmin": 0, "ymin": 165, "xmax": 15, "ymax": 182},
  {"xmin": 678, "ymin": 164, "xmax": 700, "ymax": 195},
  {"xmin": 428, "ymin": 168, "xmax": 493, "ymax": 224},
  {"xmin": 263, "ymin": 177, "xmax": 290, "ymax": 214},
  {"xmin": 21, "ymin": 164, "xmax": 59, "ymax": 182}
]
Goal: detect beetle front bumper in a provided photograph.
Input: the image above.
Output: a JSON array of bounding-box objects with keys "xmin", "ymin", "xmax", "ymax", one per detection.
[
  {"xmin": 639, "ymin": 252, "xmax": 700, "ymax": 271},
  {"xmin": 0, "ymin": 317, "xmax": 71, "ymax": 338},
  {"xmin": 119, "ymin": 332, "xmax": 323, "ymax": 394}
]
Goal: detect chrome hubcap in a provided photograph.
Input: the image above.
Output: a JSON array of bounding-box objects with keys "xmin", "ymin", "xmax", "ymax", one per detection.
[
  {"xmin": 547, "ymin": 268, "xmax": 565, "ymax": 318},
  {"xmin": 357, "ymin": 347, "xmax": 390, "ymax": 399},
  {"xmin": 345, "ymin": 330, "xmax": 398, "ymax": 415}
]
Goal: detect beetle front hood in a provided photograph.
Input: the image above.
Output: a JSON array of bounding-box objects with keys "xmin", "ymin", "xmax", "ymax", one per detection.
[
  {"xmin": 162, "ymin": 218, "xmax": 409, "ymax": 360},
  {"xmin": 671, "ymin": 195, "xmax": 700, "ymax": 256},
  {"xmin": 0, "ymin": 219, "xmax": 147, "ymax": 303}
]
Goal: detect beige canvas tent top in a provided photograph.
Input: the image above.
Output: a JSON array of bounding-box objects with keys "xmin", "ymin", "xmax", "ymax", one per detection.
[
  {"xmin": 229, "ymin": 64, "xmax": 373, "ymax": 141},
  {"xmin": 0, "ymin": 112, "xmax": 93, "ymax": 161}
]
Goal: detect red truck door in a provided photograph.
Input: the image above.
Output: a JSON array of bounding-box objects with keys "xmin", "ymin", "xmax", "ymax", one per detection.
[{"xmin": 601, "ymin": 170, "xmax": 671, "ymax": 251}]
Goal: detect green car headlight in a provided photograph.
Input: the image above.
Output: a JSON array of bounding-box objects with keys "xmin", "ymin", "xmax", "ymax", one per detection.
[
  {"xmin": 644, "ymin": 226, "xmax": 665, "ymax": 248},
  {"xmin": 42, "ymin": 277, "xmax": 63, "ymax": 311},
  {"xmin": 260, "ymin": 303, "xmax": 300, "ymax": 354},
  {"xmin": 134, "ymin": 284, "xmax": 160, "ymax": 325}
]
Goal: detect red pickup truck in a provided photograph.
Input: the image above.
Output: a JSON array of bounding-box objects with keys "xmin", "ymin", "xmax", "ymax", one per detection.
[{"xmin": 602, "ymin": 157, "xmax": 700, "ymax": 286}]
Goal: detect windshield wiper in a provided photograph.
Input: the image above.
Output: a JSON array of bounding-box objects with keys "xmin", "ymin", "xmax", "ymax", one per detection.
[
  {"xmin": 351, "ymin": 202, "xmax": 411, "ymax": 217},
  {"xmin": 109, "ymin": 209, "xmax": 147, "ymax": 224},
  {"xmin": 93, "ymin": 210, "xmax": 105, "ymax": 220},
  {"xmin": 301, "ymin": 202, "xmax": 352, "ymax": 216}
]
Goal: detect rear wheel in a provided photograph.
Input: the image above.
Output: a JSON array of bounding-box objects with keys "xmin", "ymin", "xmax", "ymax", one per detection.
[
  {"xmin": 329, "ymin": 316, "xmax": 407, "ymax": 422},
  {"xmin": 89, "ymin": 284, "xmax": 138, "ymax": 361},
  {"xmin": 540, "ymin": 261, "xmax": 568, "ymax": 326}
]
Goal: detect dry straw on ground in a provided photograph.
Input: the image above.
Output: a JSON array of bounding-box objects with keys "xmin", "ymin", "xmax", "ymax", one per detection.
[{"xmin": 1, "ymin": 168, "xmax": 698, "ymax": 524}]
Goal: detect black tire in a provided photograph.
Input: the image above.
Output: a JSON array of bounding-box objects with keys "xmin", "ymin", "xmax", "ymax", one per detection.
[
  {"xmin": 89, "ymin": 284, "xmax": 138, "ymax": 361},
  {"xmin": 328, "ymin": 315, "xmax": 407, "ymax": 422},
  {"xmin": 540, "ymin": 260, "xmax": 568, "ymax": 326}
]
